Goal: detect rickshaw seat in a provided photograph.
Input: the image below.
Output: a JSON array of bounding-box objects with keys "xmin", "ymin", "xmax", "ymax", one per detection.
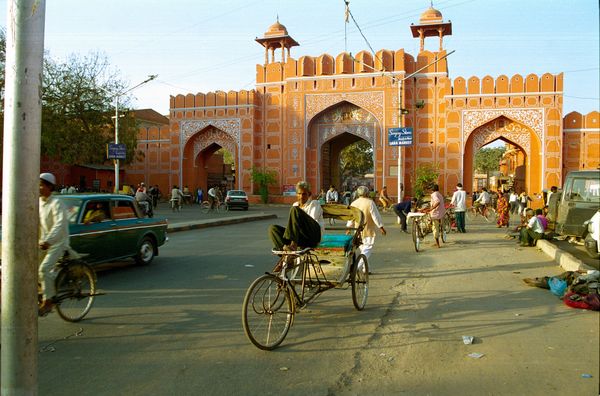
[{"xmin": 318, "ymin": 234, "xmax": 354, "ymax": 252}]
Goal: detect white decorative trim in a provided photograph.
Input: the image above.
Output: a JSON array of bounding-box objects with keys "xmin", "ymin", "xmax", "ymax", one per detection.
[
  {"xmin": 138, "ymin": 139, "xmax": 170, "ymax": 144},
  {"xmin": 305, "ymin": 91, "xmax": 384, "ymax": 127},
  {"xmin": 463, "ymin": 108, "xmax": 543, "ymax": 143},
  {"xmin": 563, "ymin": 128, "xmax": 600, "ymax": 132},
  {"xmin": 180, "ymin": 118, "xmax": 241, "ymax": 146},
  {"xmin": 446, "ymin": 91, "xmax": 562, "ymax": 98},
  {"xmin": 256, "ymin": 71, "xmax": 409, "ymax": 87},
  {"xmin": 411, "ymin": 72, "xmax": 449, "ymax": 78}
]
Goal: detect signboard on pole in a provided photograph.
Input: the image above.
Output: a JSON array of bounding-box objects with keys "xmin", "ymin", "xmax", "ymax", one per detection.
[
  {"xmin": 107, "ymin": 143, "xmax": 126, "ymax": 160},
  {"xmin": 388, "ymin": 127, "xmax": 413, "ymax": 146}
]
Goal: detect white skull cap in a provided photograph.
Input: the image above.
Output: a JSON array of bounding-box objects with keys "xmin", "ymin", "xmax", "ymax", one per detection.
[{"xmin": 40, "ymin": 172, "xmax": 56, "ymax": 185}]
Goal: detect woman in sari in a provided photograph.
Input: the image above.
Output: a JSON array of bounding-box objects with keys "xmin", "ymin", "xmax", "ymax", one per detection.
[{"xmin": 496, "ymin": 192, "xmax": 510, "ymax": 228}]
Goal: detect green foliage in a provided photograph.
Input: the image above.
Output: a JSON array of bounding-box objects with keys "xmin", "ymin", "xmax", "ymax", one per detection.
[
  {"xmin": 41, "ymin": 52, "xmax": 140, "ymax": 165},
  {"xmin": 0, "ymin": 34, "xmax": 140, "ymax": 165},
  {"xmin": 216, "ymin": 147, "xmax": 234, "ymax": 165},
  {"xmin": 475, "ymin": 147, "xmax": 505, "ymax": 174},
  {"xmin": 339, "ymin": 140, "xmax": 373, "ymax": 177},
  {"xmin": 251, "ymin": 167, "xmax": 278, "ymax": 203},
  {"xmin": 414, "ymin": 164, "xmax": 439, "ymax": 199}
]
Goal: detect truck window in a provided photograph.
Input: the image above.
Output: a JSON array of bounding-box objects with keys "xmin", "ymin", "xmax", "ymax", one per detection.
[{"xmin": 569, "ymin": 178, "xmax": 600, "ymax": 203}]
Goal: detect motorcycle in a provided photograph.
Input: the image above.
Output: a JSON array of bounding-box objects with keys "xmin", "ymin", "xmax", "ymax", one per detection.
[
  {"xmin": 582, "ymin": 209, "xmax": 600, "ymax": 259},
  {"xmin": 137, "ymin": 199, "xmax": 154, "ymax": 218}
]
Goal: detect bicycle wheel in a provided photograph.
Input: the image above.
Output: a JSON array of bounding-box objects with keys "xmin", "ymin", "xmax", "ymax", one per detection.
[
  {"xmin": 54, "ymin": 263, "xmax": 96, "ymax": 322},
  {"xmin": 201, "ymin": 201, "xmax": 211, "ymax": 214},
  {"xmin": 466, "ymin": 208, "xmax": 475, "ymax": 221},
  {"xmin": 351, "ymin": 254, "xmax": 369, "ymax": 310},
  {"xmin": 242, "ymin": 274, "xmax": 294, "ymax": 350},
  {"xmin": 411, "ymin": 218, "xmax": 421, "ymax": 252},
  {"xmin": 218, "ymin": 202, "xmax": 227, "ymax": 212},
  {"xmin": 484, "ymin": 208, "xmax": 496, "ymax": 222}
]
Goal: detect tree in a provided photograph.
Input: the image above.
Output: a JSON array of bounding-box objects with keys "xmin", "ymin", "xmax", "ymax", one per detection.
[
  {"xmin": 251, "ymin": 167, "xmax": 277, "ymax": 203},
  {"xmin": 414, "ymin": 164, "xmax": 439, "ymax": 200},
  {"xmin": 41, "ymin": 52, "xmax": 141, "ymax": 165},
  {"xmin": 339, "ymin": 140, "xmax": 373, "ymax": 178},
  {"xmin": 475, "ymin": 146, "xmax": 505, "ymax": 187}
]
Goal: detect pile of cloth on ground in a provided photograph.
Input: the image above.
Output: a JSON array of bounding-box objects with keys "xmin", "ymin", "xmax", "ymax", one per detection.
[{"xmin": 522, "ymin": 270, "xmax": 600, "ymax": 311}]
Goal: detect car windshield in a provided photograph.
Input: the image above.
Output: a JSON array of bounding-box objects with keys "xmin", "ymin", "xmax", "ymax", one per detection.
[
  {"xmin": 58, "ymin": 197, "xmax": 83, "ymax": 224},
  {"xmin": 228, "ymin": 190, "xmax": 246, "ymax": 196}
]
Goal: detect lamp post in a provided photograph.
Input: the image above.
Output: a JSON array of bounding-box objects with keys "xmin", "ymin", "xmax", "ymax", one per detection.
[{"xmin": 107, "ymin": 74, "xmax": 157, "ymax": 193}]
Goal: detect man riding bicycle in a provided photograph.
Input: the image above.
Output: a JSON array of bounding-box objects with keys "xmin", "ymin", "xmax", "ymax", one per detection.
[
  {"xmin": 208, "ymin": 186, "xmax": 219, "ymax": 209},
  {"xmin": 473, "ymin": 187, "xmax": 491, "ymax": 216}
]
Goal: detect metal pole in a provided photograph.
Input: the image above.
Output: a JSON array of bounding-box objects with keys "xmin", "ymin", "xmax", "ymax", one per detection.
[
  {"xmin": 1, "ymin": 1, "xmax": 46, "ymax": 394},
  {"xmin": 114, "ymin": 96, "xmax": 119, "ymax": 193}
]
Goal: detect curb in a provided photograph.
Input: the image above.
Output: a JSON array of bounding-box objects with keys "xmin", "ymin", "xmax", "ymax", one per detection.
[
  {"xmin": 167, "ymin": 213, "xmax": 277, "ymax": 233},
  {"xmin": 536, "ymin": 240, "xmax": 594, "ymax": 272}
]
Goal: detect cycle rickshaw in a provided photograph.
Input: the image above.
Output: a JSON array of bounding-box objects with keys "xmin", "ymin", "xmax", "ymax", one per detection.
[{"xmin": 242, "ymin": 204, "xmax": 369, "ymax": 350}]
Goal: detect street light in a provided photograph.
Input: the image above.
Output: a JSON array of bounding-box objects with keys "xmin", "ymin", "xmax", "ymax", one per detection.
[{"xmin": 106, "ymin": 74, "xmax": 157, "ymax": 193}]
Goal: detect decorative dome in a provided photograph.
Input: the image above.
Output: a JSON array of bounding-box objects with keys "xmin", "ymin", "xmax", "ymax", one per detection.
[
  {"xmin": 419, "ymin": 6, "xmax": 443, "ymax": 24},
  {"xmin": 264, "ymin": 20, "xmax": 289, "ymax": 37}
]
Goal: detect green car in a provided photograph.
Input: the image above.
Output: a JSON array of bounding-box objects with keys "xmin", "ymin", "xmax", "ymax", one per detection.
[{"xmin": 59, "ymin": 194, "xmax": 168, "ymax": 265}]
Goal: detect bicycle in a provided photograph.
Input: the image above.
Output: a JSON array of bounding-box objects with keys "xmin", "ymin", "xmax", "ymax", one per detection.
[
  {"xmin": 467, "ymin": 204, "xmax": 496, "ymax": 222},
  {"xmin": 170, "ymin": 198, "xmax": 182, "ymax": 212},
  {"xmin": 201, "ymin": 199, "xmax": 227, "ymax": 214},
  {"xmin": 408, "ymin": 210, "xmax": 449, "ymax": 252},
  {"xmin": 242, "ymin": 204, "xmax": 368, "ymax": 350},
  {"xmin": 40, "ymin": 253, "xmax": 99, "ymax": 322}
]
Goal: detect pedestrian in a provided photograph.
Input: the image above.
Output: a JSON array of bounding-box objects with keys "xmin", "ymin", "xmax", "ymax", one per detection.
[
  {"xmin": 536, "ymin": 208, "xmax": 548, "ymax": 231},
  {"xmin": 38, "ymin": 173, "xmax": 72, "ymax": 316},
  {"xmin": 347, "ymin": 185, "xmax": 386, "ymax": 261},
  {"xmin": 518, "ymin": 191, "xmax": 532, "ymax": 217},
  {"xmin": 393, "ymin": 197, "xmax": 417, "ymax": 233},
  {"xmin": 428, "ymin": 184, "xmax": 446, "ymax": 248},
  {"xmin": 519, "ymin": 208, "xmax": 543, "ymax": 247},
  {"xmin": 378, "ymin": 186, "xmax": 392, "ymax": 211},
  {"xmin": 509, "ymin": 190, "xmax": 519, "ymax": 214},
  {"xmin": 196, "ymin": 187, "xmax": 204, "ymax": 204},
  {"xmin": 496, "ymin": 191, "xmax": 510, "ymax": 228},
  {"xmin": 150, "ymin": 185, "xmax": 160, "ymax": 208},
  {"xmin": 450, "ymin": 182, "xmax": 467, "ymax": 233},
  {"xmin": 326, "ymin": 185, "xmax": 339, "ymax": 204}
]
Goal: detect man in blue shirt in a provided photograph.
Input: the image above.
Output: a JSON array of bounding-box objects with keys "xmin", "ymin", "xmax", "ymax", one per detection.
[{"xmin": 393, "ymin": 197, "xmax": 417, "ymax": 233}]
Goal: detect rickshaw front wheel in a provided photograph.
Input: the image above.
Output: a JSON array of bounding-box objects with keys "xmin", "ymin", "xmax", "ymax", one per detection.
[{"xmin": 351, "ymin": 254, "xmax": 369, "ymax": 311}]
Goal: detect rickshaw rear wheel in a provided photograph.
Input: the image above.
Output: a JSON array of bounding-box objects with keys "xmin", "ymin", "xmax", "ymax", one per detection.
[
  {"xmin": 351, "ymin": 254, "xmax": 369, "ymax": 311},
  {"xmin": 242, "ymin": 274, "xmax": 294, "ymax": 350}
]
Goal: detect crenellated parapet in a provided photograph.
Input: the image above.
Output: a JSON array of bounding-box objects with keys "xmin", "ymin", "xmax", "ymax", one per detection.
[
  {"xmin": 256, "ymin": 49, "xmax": 452, "ymax": 83},
  {"xmin": 169, "ymin": 89, "xmax": 258, "ymax": 119}
]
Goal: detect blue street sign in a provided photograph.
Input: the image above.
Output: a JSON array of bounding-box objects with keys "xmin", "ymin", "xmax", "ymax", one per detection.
[
  {"xmin": 107, "ymin": 143, "xmax": 127, "ymax": 160},
  {"xmin": 388, "ymin": 127, "xmax": 413, "ymax": 146}
]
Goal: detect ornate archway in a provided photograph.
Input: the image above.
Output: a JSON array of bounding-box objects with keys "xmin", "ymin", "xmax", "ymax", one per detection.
[
  {"xmin": 307, "ymin": 102, "xmax": 378, "ymax": 191},
  {"xmin": 463, "ymin": 115, "xmax": 542, "ymax": 195},
  {"xmin": 181, "ymin": 125, "xmax": 238, "ymax": 192}
]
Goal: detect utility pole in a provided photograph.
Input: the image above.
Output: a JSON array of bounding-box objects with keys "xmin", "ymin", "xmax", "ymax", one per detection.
[{"xmin": 1, "ymin": 1, "xmax": 46, "ymax": 395}]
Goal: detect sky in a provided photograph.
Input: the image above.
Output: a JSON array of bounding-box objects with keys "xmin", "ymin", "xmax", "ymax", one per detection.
[{"xmin": 1, "ymin": 0, "xmax": 598, "ymax": 116}]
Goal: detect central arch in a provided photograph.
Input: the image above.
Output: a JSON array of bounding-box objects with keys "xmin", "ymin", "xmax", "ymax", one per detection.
[
  {"xmin": 307, "ymin": 102, "xmax": 379, "ymax": 191},
  {"xmin": 464, "ymin": 116, "xmax": 541, "ymax": 194},
  {"xmin": 182, "ymin": 126, "xmax": 238, "ymax": 193}
]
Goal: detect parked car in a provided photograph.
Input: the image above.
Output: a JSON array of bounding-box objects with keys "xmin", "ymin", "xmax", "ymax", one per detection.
[
  {"xmin": 224, "ymin": 190, "xmax": 249, "ymax": 211},
  {"xmin": 555, "ymin": 170, "xmax": 600, "ymax": 238},
  {"xmin": 1, "ymin": 194, "xmax": 168, "ymax": 266}
]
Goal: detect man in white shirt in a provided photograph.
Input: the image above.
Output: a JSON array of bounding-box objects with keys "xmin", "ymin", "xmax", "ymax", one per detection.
[
  {"xmin": 207, "ymin": 186, "xmax": 218, "ymax": 209},
  {"xmin": 519, "ymin": 209, "xmax": 544, "ymax": 247},
  {"xmin": 450, "ymin": 183, "xmax": 467, "ymax": 233},
  {"xmin": 474, "ymin": 187, "xmax": 491, "ymax": 215},
  {"xmin": 509, "ymin": 191, "xmax": 519, "ymax": 214},
  {"xmin": 325, "ymin": 185, "xmax": 339, "ymax": 204},
  {"xmin": 347, "ymin": 185, "xmax": 386, "ymax": 259},
  {"xmin": 38, "ymin": 173, "xmax": 71, "ymax": 316},
  {"xmin": 269, "ymin": 181, "xmax": 324, "ymax": 251}
]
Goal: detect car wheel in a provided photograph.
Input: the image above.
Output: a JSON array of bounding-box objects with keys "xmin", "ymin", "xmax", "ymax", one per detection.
[{"xmin": 135, "ymin": 237, "xmax": 155, "ymax": 265}]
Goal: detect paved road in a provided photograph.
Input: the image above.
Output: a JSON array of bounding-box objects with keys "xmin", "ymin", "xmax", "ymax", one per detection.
[{"xmin": 31, "ymin": 213, "xmax": 598, "ymax": 396}]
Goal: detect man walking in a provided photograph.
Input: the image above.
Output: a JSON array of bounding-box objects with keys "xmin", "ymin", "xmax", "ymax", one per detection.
[
  {"xmin": 450, "ymin": 183, "xmax": 467, "ymax": 233},
  {"xmin": 429, "ymin": 184, "xmax": 446, "ymax": 248},
  {"xmin": 347, "ymin": 186, "xmax": 386, "ymax": 261}
]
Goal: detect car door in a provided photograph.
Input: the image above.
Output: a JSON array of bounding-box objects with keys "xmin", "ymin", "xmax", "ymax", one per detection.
[
  {"xmin": 110, "ymin": 198, "xmax": 143, "ymax": 259},
  {"xmin": 69, "ymin": 199, "xmax": 115, "ymax": 263}
]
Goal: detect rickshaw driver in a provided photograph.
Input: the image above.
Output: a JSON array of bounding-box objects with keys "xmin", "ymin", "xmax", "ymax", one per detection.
[{"xmin": 269, "ymin": 181, "xmax": 324, "ymax": 252}]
